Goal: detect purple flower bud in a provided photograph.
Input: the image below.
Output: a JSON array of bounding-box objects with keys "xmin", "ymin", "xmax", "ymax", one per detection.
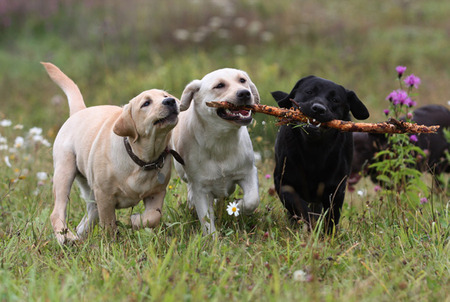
[
  {"xmin": 396, "ymin": 66, "xmax": 407, "ymax": 78},
  {"xmin": 409, "ymin": 135, "xmax": 418, "ymax": 143},
  {"xmin": 404, "ymin": 74, "xmax": 421, "ymax": 88},
  {"xmin": 420, "ymin": 197, "xmax": 428, "ymax": 204},
  {"xmin": 407, "ymin": 112, "xmax": 413, "ymax": 119},
  {"xmin": 383, "ymin": 109, "xmax": 390, "ymax": 116}
]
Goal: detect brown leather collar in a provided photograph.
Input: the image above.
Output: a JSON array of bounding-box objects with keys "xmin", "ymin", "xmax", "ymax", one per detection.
[{"xmin": 123, "ymin": 137, "xmax": 184, "ymax": 171}]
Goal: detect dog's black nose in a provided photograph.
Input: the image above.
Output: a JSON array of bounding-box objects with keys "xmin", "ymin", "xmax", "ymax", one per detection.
[
  {"xmin": 311, "ymin": 103, "xmax": 327, "ymax": 115},
  {"xmin": 236, "ymin": 89, "xmax": 251, "ymax": 101},
  {"xmin": 162, "ymin": 97, "xmax": 176, "ymax": 107}
]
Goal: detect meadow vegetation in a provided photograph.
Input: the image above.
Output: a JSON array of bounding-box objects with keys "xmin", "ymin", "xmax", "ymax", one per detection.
[{"xmin": 1, "ymin": 0, "xmax": 449, "ymax": 301}]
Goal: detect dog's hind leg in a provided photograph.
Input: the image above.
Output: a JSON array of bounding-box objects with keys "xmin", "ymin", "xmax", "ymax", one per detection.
[
  {"xmin": 75, "ymin": 176, "xmax": 99, "ymax": 238},
  {"xmin": 75, "ymin": 177, "xmax": 99, "ymax": 238},
  {"xmin": 50, "ymin": 152, "xmax": 79, "ymax": 244},
  {"xmin": 238, "ymin": 166, "xmax": 260, "ymax": 214}
]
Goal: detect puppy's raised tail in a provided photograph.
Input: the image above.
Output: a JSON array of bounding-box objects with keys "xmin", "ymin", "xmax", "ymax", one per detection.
[{"xmin": 41, "ymin": 62, "xmax": 86, "ymax": 116}]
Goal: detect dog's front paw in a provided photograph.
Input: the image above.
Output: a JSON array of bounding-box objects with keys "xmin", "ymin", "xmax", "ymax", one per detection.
[
  {"xmin": 131, "ymin": 209, "xmax": 162, "ymax": 229},
  {"xmin": 236, "ymin": 198, "xmax": 259, "ymax": 215}
]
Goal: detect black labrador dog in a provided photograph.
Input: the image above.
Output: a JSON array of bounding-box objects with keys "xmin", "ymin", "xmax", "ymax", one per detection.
[
  {"xmin": 349, "ymin": 105, "xmax": 450, "ymax": 188},
  {"xmin": 272, "ymin": 76, "xmax": 369, "ymax": 231}
]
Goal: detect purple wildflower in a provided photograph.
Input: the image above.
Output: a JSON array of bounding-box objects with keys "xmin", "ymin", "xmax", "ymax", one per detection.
[
  {"xmin": 374, "ymin": 185, "xmax": 381, "ymax": 192},
  {"xmin": 265, "ymin": 174, "xmax": 271, "ymax": 179},
  {"xmin": 395, "ymin": 66, "xmax": 407, "ymax": 78},
  {"xmin": 409, "ymin": 135, "xmax": 418, "ymax": 143},
  {"xmin": 383, "ymin": 109, "xmax": 390, "ymax": 116},
  {"xmin": 386, "ymin": 89, "xmax": 408, "ymax": 105},
  {"xmin": 420, "ymin": 197, "xmax": 428, "ymax": 204},
  {"xmin": 404, "ymin": 74, "xmax": 421, "ymax": 88}
]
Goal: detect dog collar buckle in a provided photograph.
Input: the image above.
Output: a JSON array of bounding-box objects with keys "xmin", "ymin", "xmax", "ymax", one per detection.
[{"xmin": 142, "ymin": 157, "xmax": 164, "ymax": 171}]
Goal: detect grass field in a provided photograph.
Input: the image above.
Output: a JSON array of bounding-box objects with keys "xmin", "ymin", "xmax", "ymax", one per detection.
[{"xmin": 1, "ymin": 0, "xmax": 449, "ymax": 301}]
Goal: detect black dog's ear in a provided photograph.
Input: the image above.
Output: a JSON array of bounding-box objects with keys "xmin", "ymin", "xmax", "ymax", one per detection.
[
  {"xmin": 271, "ymin": 91, "xmax": 293, "ymax": 108},
  {"xmin": 271, "ymin": 76, "xmax": 316, "ymax": 109},
  {"xmin": 347, "ymin": 90, "xmax": 370, "ymax": 120}
]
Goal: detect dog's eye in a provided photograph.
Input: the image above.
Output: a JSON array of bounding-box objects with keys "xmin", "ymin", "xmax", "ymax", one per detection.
[
  {"xmin": 214, "ymin": 83, "xmax": 225, "ymax": 89},
  {"xmin": 305, "ymin": 90, "xmax": 313, "ymax": 94},
  {"xmin": 240, "ymin": 78, "xmax": 246, "ymax": 83},
  {"xmin": 141, "ymin": 100, "xmax": 151, "ymax": 108},
  {"xmin": 331, "ymin": 97, "xmax": 339, "ymax": 103}
]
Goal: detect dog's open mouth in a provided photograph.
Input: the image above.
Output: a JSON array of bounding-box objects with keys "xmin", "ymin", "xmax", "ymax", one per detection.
[
  {"xmin": 217, "ymin": 108, "xmax": 253, "ymax": 125},
  {"xmin": 154, "ymin": 112, "xmax": 178, "ymax": 126}
]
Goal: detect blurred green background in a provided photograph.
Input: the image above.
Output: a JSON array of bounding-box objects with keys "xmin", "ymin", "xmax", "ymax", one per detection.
[{"xmin": 1, "ymin": 0, "xmax": 449, "ymax": 159}]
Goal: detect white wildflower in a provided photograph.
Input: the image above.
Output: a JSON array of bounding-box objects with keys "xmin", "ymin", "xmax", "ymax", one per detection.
[
  {"xmin": 293, "ymin": 270, "xmax": 308, "ymax": 282},
  {"xmin": 29, "ymin": 127, "xmax": 43, "ymax": 136},
  {"xmin": 261, "ymin": 31, "xmax": 274, "ymax": 42},
  {"xmin": 173, "ymin": 29, "xmax": 190, "ymax": 41},
  {"xmin": 14, "ymin": 136, "xmax": 24, "ymax": 148},
  {"xmin": 0, "ymin": 135, "xmax": 7, "ymax": 144},
  {"xmin": 247, "ymin": 20, "xmax": 262, "ymax": 35},
  {"xmin": 0, "ymin": 144, "xmax": 8, "ymax": 151},
  {"xmin": 0, "ymin": 119, "xmax": 12, "ymax": 127},
  {"xmin": 226, "ymin": 201, "xmax": 240, "ymax": 216},
  {"xmin": 41, "ymin": 138, "xmax": 51, "ymax": 147},
  {"xmin": 13, "ymin": 124, "xmax": 24, "ymax": 130},
  {"xmin": 254, "ymin": 152, "xmax": 262, "ymax": 163},
  {"xmin": 4, "ymin": 156, "xmax": 11, "ymax": 167},
  {"xmin": 36, "ymin": 172, "xmax": 48, "ymax": 181},
  {"xmin": 208, "ymin": 16, "xmax": 223, "ymax": 29},
  {"xmin": 357, "ymin": 189, "xmax": 366, "ymax": 197}
]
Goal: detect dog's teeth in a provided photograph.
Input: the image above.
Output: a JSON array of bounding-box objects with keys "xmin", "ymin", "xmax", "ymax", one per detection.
[
  {"xmin": 317, "ymin": 123, "xmax": 321, "ymax": 127},
  {"xmin": 312, "ymin": 119, "xmax": 316, "ymax": 123}
]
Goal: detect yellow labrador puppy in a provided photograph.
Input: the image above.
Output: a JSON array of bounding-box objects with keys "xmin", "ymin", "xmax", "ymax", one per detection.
[
  {"xmin": 171, "ymin": 68, "xmax": 260, "ymax": 236},
  {"xmin": 42, "ymin": 62, "xmax": 183, "ymax": 244}
]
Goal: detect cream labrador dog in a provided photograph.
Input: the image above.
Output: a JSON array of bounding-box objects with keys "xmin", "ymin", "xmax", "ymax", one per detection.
[
  {"xmin": 42, "ymin": 62, "xmax": 183, "ymax": 244},
  {"xmin": 171, "ymin": 68, "xmax": 260, "ymax": 236}
]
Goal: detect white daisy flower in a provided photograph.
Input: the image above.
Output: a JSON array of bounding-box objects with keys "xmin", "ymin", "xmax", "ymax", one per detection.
[
  {"xmin": 226, "ymin": 201, "xmax": 240, "ymax": 216},
  {"xmin": 29, "ymin": 127, "xmax": 43, "ymax": 136},
  {"xmin": 14, "ymin": 136, "xmax": 24, "ymax": 148},
  {"xmin": 0, "ymin": 119, "xmax": 12, "ymax": 127}
]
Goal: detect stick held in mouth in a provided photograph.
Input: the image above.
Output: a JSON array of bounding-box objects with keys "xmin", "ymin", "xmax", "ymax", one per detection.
[{"xmin": 205, "ymin": 101, "xmax": 439, "ymax": 134}]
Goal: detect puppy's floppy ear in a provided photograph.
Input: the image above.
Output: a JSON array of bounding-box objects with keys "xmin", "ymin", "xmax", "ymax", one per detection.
[
  {"xmin": 272, "ymin": 76, "xmax": 316, "ymax": 109},
  {"xmin": 271, "ymin": 91, "xmax": 292, "ymax": 108},
  {"xmin": 242, "ymin": 71, "xmax": 260, "ymax": 104},
  {"xmin": 113, "ymin": 103, "xmax": 139, "ymax": 142},
  {"xmin": 347, "ymin": 90, "xmax": 370, "ymax": 120},
  {"xmin": 180, "ymin": 79, "xmax": 201, "ymax": 111}
]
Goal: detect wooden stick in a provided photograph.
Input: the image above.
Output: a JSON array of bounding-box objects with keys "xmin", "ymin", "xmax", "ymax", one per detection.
[{"xmin": 205, "ymin": 101, "xmax": 439, "ymax": 134}]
